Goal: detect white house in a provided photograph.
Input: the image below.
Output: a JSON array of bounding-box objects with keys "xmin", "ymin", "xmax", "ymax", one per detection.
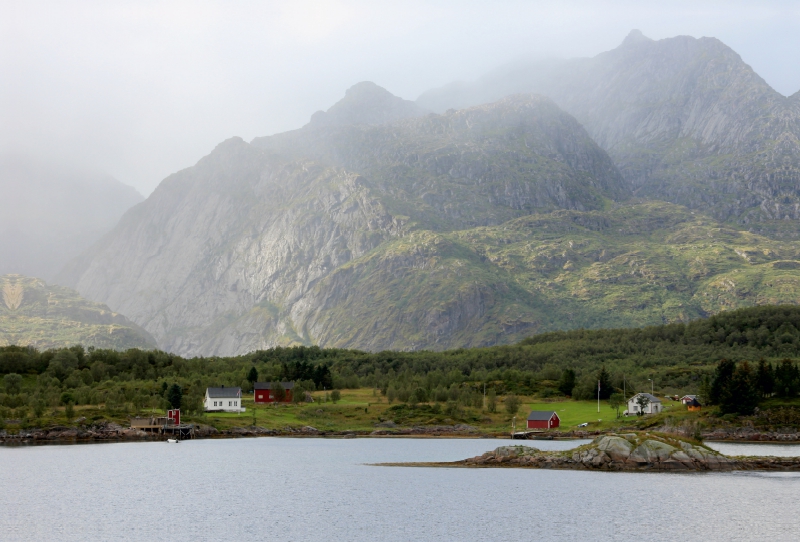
[
  {"xmin": 680, "ymin": 395, "xmax": 698, "ymax": 405},
  {"xmin": 204, "ymin": 386, "xmax": 245, "ymax": 413},
  {"xmin": 625, "ymin": 393, "xmax": 662, "ymax": 415}
]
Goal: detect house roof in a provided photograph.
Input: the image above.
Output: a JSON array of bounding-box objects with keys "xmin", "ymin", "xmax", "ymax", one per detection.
[
  {"xmin": 687, "ymin": 398, "xmax": 702, "ymax": 407},
  {"xmin": 681, "ymin": 395, "xmax": 697, "ymax": 400},
  {"xmin": 527, "ymin": 410, "xmax": 559, "ymax": 421},
  {"xmin": 629, "ymin": 392, "xmax": 661, "ymax": 403},
  {"xmin": 254, "ymin": 381, "xmax": 295, "ymax": 390},
  {"xmin": 206, "ymin": 387, "xmax": 241, "ymax": 398}
]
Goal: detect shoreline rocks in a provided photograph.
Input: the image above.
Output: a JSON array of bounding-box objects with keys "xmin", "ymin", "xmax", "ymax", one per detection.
[{"xmin": 386, "ymin": 433, "xmax": 800, "ymax": 472}]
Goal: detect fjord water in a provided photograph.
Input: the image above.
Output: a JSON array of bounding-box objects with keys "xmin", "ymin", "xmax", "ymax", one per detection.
[{"xmin": 2, "ymin": 439, "xmax": 800, "ymax": 541}]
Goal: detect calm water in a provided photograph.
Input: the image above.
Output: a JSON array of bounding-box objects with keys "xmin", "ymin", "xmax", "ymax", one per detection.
[
  {"xmin": 706, "ymin": 441, "xmax": 800, "ymax": 457},
  {"xmin": 2, "ymin": 437, "xmax": 800, "ymax": 541}
]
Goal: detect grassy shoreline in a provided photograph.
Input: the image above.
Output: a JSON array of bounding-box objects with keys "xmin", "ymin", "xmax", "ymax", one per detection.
[{"xmin": 5, "ymin": 388, "xmax": 800, "ymax": 445}]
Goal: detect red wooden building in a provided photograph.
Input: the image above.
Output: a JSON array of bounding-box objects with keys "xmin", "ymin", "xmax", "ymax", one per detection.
[
  {"xmin": 527, "ymin": 410, "xmax": 560, "ymax": 429},
  {"xmin": 254, "ymin": 382, "xmax": 295, "ymax": 403},
  {"xmin": 167, "ymin": 409, "xmax": 180, "ymax": 425}
]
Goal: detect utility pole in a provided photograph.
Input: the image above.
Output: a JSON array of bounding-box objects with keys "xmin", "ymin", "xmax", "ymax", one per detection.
[
  {"xmin": 597, "ymin": 380, "xmax": 600, "ymax": 413},
  {"xmin": 483, "ymin": 383, "xmax": 486, "ymax": 411},
  {"xmin": 648, "ymin": 378, "xmax": 653, "ymax": 395}
]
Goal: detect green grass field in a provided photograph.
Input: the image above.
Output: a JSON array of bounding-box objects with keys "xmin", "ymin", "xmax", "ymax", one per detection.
[
  {"xmin": 3, "ymin": 387, "xmax": 706, "ymax": 435},
  {"xmin": 525, "ymin": 398, "xmax": 690, "ymax": 431}
]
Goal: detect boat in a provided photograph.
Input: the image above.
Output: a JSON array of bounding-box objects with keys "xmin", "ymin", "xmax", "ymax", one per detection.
[{"xmin": 167, "ymin": 438, "xmax": 179, "ymax": 443}]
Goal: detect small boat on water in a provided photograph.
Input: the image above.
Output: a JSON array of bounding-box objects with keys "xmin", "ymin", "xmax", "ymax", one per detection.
[{"xmin": 167, "ymin": 439, "xmax": 179, "ymax": 443}]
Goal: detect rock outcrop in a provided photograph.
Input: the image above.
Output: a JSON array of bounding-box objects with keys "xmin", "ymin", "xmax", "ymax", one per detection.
[{"xmin": 436, "ymin": 433, "xmax": 800, "ymax": 471}]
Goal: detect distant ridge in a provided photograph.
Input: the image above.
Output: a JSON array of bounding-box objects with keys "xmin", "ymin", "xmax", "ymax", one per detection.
[
  {"xmin": 417, "ymin": 31, "xmax": 800, "ymax": 226},
  {"xmin": 307, "ymin": 81, "xmax": 429, "ymax": 128}
]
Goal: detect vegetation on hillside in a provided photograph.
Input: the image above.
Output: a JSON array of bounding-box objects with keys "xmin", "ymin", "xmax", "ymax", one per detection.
[
  {"xmin": 0, "ymin": 275, "xmax": 157, "ymax": 351},
  {"xmin": 3, "ymin": 305, "xmax": 800, "ymax": 432}
]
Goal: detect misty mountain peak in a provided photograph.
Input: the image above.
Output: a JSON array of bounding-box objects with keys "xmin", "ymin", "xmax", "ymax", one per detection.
[
  {"xmin": 621, "ymin": 29, "xmax": 652, "ymax": 47},
  {"xmin": 308, "ymin": 81, "xmax": 429, "ymax": 128}
]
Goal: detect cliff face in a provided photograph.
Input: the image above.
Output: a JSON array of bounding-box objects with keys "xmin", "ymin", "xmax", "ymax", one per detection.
[
  {"xmin": 418, "ymin": 31, "xmax": 800, "ymax": 225},
  {"xmin": 59, "ymin": 81, "xmax": 800, "ymax": 357},
  {"xmin": 59, "ymin": 89, "xmax": 626, "ymax": 356},
  {"xmin": 254, "ymin": 93, "xmax": 628, "ymax": 230},
  {"xmin": 0, "ymin": 275, "xmax": 156, "ymax": 350}
]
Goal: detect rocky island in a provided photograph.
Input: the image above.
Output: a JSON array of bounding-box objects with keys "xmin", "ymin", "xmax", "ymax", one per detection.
[{"xmin": 379, "ymin": 433, "xmax": 800, "ymax": 472}]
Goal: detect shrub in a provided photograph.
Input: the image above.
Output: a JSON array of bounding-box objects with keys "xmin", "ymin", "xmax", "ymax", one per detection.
[{"xmin": 504, "ymin": 394, "xmax": 521, "ymax": 416}]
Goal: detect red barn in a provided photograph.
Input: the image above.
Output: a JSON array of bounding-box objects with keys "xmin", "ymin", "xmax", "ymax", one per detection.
[
  {"xmin": 254, "ymin": 382, "xmax": 295, "ymax": 403},
  {"xmin": 527, "ymin": 410, "xmax": 560, "ymax": 429}
]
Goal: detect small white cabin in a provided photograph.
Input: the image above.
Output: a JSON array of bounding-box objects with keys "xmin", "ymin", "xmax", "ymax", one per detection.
[
  {"xmin": 626, "ymin": 393, "xmax": 662, "ymax": 415},
  {"xmin": 204, "ymin": 386, "xmax": 245, "ymax": 413}
]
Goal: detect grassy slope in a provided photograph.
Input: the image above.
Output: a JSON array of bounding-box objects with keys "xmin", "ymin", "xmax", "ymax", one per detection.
[
  {"xmin": 0, "ymin": 275, "xmax": 157, "ymax": 351},
  {"xmin": 304, "ymin": 201, "xmax": 800, "ymax": 350}
]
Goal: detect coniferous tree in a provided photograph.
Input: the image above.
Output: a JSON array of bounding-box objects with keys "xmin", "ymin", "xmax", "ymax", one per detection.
[
  {"xmin": 709, "ymin": 359, "xmax": 736, "ymax": 405},
  {"xmin": 756, "ymin": 359, "xmax": 774, "ymax": 398},
  {"xmin": 558, "ymin": 369, "xmax": 576, "ymax": 397},
  {"xmin": 597, "ymin": 366, "xmax": 613, "ymax": 400},
  {"xmin": 724, "ymin": 361, "xmax": 759, "ymax": 416},
  {"xmin": 774, "ymin": 359, "xmax": 800, "ymax": 397},
  {"xmin": 167, "ymin": 384, "xmax": 182, "ymax": 410},
  {"xmin": 246, "ymin": 366, "xmax": 258, "ymax": 384}
]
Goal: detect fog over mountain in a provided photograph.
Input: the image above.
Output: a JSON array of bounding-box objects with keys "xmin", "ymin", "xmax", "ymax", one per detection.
[
  {"xmin": 3, "ymin": 1, "xmax": 800, "ymax": 196},
  {"xmin": 419, "ymin": 31, "xmax": 800, "ymax": 227},
  {"xmin": 60, "ymin": 39, "xmax": 800, "ymax": 355},
  {"xmin": 0, "ymin": 156, "xmax": 143, "ymax": 280}
]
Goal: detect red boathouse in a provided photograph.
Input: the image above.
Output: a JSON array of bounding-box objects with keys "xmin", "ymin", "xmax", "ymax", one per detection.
[
  {"xmin": 527, "ymin": 410, "xmax": 560, "ymax": 429},
  {"xmin": 254, "ymin": 382, "xmax": 295, "ymax": 403}
]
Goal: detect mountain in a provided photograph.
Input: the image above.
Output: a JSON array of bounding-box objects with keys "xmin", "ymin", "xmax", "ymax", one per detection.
[
  {"xmin": 0, "ymin": 274, "xmax": 157, "ymax": 350},
  {"xmin": 307, "ymin": 81, "xmax": 429, "ymax": 127},
  {"xmin": 0, "ymin": 155, "xmax": 143, "ymax": 280},
  {"xmin": 60, "ymin": 80, "xmax": 800, "ymax": 356},
  {"xmin": 418, "ymin": 31, "xmax": 800, "ymax": 227},
  {"xmin": 59, "ymin": 86, "xmax": 628, "ymax": 356}
]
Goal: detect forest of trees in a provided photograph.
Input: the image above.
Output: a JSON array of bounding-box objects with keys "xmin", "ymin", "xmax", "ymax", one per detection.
[{"xmin": 2, "ymin": 305, "xmax": 800, "ymax": 419}]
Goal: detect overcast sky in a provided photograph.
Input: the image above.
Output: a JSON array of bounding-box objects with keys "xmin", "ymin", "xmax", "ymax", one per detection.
[{"xmin": 2, "ymin": 0, "xmax": 799, "ymax": 196}]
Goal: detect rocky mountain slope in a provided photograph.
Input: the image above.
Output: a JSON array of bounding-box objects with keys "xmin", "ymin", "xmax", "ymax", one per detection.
[
  {"xmin": 58, "ymin": 87, "xmax": 629, "ymax": 355},
  {"xmin": 0, "ymin": 275, "xmax": 156, "ymax": 350},
  {"xmin": 60, "ymin": 81, "xmax": 800, "ymax": 356},
  {"xmin": 418, "ymin": 31, "xmax": 800, "ymax": 227},
  {"xmin": 0, "ymin": 155, "xmax": 143, "ymax": 280}
]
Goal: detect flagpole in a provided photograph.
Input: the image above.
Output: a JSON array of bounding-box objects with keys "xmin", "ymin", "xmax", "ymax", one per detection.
[{"xmin": 597, "ymin": 380, "xmax": 600, "ymax": 413}]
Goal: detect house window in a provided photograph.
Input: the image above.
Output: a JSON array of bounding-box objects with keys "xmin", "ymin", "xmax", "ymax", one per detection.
[
  {"xmin": 228, "ymin": 401, "xmax": 232, "ymax": 406},
  {"xmin": 258, "ymin": 394, "xmax": 263, "ymax": 399}
]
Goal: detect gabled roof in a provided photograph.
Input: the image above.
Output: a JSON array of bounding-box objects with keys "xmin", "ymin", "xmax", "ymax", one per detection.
[
  {"xmin": 681, "ymin": 395, "xmax": 697, "ymax": 400},
  {"xmin": 206, "ymin": 387, "xmax": 241, "ymax": 398},
  {"xmin": 527, "ymin": 410, "xmax": 559, "ymax": 421},
  {"xmin": 687, "ymin": 398, "xmax": 702, "ymax": 407},
  {"xmin": 254, "ymin": 381, "xmax": 295, "ymax": 390},
  {"xmin": 629, "ymin": 392, "xmax": 661, "ymax": 403}
]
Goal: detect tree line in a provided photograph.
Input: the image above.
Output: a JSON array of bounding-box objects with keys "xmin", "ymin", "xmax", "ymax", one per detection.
[{"xmin": 3, "ymin": 305, "xmax": 800, "ymax": 419}]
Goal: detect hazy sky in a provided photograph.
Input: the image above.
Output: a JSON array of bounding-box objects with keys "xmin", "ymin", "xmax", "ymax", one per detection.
[{"xmin": 2, "ymin": 0, "xmax": 799, "ymax": 195}]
